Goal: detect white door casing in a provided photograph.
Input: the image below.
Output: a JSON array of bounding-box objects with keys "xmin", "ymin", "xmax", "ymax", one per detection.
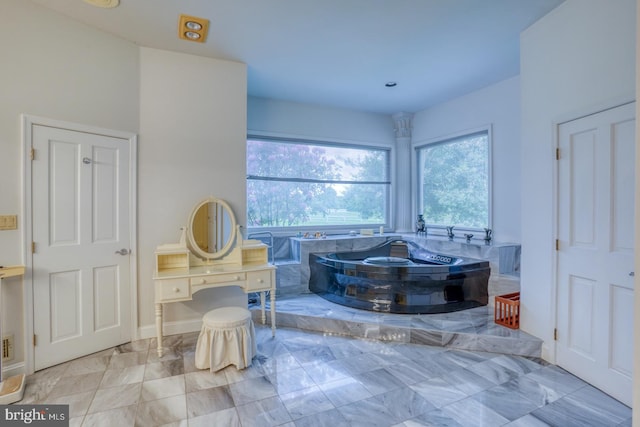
[
  {"xmin": 23, "ymin": 116, "xmax": 137, "ymax": 371},
  {"xmin": 556, "ymin": 102, "xmax": 635, "ymax": 406}
]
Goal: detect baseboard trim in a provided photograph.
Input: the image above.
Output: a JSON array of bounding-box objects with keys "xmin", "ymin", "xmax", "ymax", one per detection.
[
  {"xmin": 138, "ymin": 318, "xmax": 202, "ymax": 340},
  {"xmin": 2, "ymin": 361, "xmax": 25, "ymax": 378}
]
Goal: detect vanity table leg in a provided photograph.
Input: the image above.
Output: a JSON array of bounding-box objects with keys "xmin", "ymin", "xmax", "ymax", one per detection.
[
  {"xmin": 270, "ymin": 287, "xmax": 276, "ymax": 337},
  {"xmin": 155, "ymin": 303, "xmax": 164, "ymax": 358},
  {"xmin": 260, "ymin": 292, "xmax": 266, "ymax": 325}
]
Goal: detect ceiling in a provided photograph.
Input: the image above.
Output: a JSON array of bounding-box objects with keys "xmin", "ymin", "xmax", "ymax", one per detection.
[{"xmin": 30, "ymin": 0, "xmax": 565, "ymax": 115}]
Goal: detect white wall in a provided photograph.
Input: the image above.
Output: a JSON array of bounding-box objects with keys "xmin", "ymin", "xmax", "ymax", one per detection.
[
  {"xmin": 0, "ymin": 0, "xmax": 139, "ymax": 370},
  {"xmin": 138, "ymin": 48, "xmax": 248, "ymax": 332},
  {"xmin": 412, "ymin": 76, "xmax": 521, "ymax": 244},
  {"xmin": 248, "ymin": 97, "xmax": 394, "ymax": 146},
  {"xmin": 520, "ymin": 0, "xmax": 636, "ymax": 360},
  {"xmin": 0, "ymin": 0, "xmax": 250, "ymax": 369},
  {"xmin": 633, "ymin": 1, "xmax": 639, "ymax": 419}
]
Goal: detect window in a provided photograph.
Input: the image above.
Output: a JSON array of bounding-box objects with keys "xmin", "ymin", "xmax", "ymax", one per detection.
[
  {"xmin": 416, "ymin": 130, "xmax": 490, "ymax": 230},
  {"xmin": 247, "ymin": 137, "xmax": 391, "ymax": 230}
]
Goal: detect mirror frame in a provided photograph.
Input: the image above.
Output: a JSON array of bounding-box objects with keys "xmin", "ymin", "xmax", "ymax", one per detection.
[{"xmin": 187, "ymin": 196, "xmax": 237, "ymax": 260}]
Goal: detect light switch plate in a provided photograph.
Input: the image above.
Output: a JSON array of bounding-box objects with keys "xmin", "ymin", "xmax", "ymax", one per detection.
[{"xmin": 0, "ymin": 215, "xmax": 18, "ymax": 230}]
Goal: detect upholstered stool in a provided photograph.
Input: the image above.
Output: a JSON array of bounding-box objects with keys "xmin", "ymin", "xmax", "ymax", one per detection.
[{"xmin": 194, "ymin": 307, "xmax": 256, "ymax": 372}]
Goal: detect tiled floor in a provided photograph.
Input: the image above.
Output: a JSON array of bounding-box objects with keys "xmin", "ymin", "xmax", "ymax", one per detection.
[{"xmin": 17, "ymin": 322, "xmax": 631, "ymax": 426}]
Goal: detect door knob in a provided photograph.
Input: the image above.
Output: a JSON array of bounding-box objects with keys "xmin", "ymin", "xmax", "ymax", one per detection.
[
  {"xmin": 115, "ymin": 248, "xmax": 131, "ymax": 255},
  {"xmin": 630, "ymin": 272, "xmax": 635, "ymax": 277}
]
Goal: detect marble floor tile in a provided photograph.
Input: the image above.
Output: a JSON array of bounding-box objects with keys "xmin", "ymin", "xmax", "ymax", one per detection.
[
  {"xmin": 279, "ymin": 385, "xmax": 335, "ymax": 420},
  {"xmin": 374, "ymin": 387, "xmax": 436, "ymax": 422},
  {"xmin": 236, "ymin": 396, "xmax": 292, "ymax": 427},
  {"xmin": 65, "ymin": 355, "xmax": 111, "ymax": 376},
  {"xmin": 81, "ymin": 404, "xmax": 137, "ymax": 427},
  {"xmin": 355, "ymin": 368, "xmax": 407, "ymax": 396},
  {"xmin": 140, "ymin": 375, "xmax": 186, "ymax": 402},
  {"xmin": 294, "ymin": 408, "xmax": 351, "ymax": 427},
  {"xmin": 184, "ymin": 369, "xmax": 228, "ymax": 392},
  {"xmin": 301, "ymin": 360, "xmax": 351, "ymax": 384},
  {"xmin": 440, "ymin": 396, "xmax": 510, "ymax": 427},
  {"xmin": 186, "ymin": 385, "xmax": 234, "ymax": 418},
  {"xmin": 143, "ymin": 358, "xmax": 184, "ymax": 381},
  {"xmin": 471, "ymin": 383, "xmax": 541, "ymax": 421},
  {"xmin": 398, "ymin": 408, "xmax": 465, "ymax": 427},
  {"xmin": 410, "ymin": 377, "xmax": 468, "ymax": 408},
  {"xmin": 99, "ymin": 365, "xmax": 145, "ymax": 388},
  {"xmin": 336, "ymin": 395, "xmax": 400, "ymax": 427},
  {"xmin": 134, "ymin": 395, "xmax": 187, "ymax": 426},
  {"xmin": 318, "ymin": 377, "xmax": 373, "ymax": 406},
  {"xmin": 228, "ymin": 375, "xmax": 278, "ymax": 405},
  {"xmin": 45, "ymin": 390, "xmax": 94, "ymax": 419},
  {"xmin": 46, "ymin": 371, "xmax": 103, "ymax": 399},
  {"xmin": 265, "ymin": 366, "xmax": 315, "ymax": 395},
  {"xmin": 107, "ymin": 351, "xmax": 148, "ymax": 370},
  {"xmin": 440, "ymin": 367, "xmax": 495, "ymax": 396},
  {"xmin": 87, "ymin": 383, "xmax": 141, "ymax": 414},
  {"xmin": 465, "ymin": 358, "xmax": 520, "ymax": 385},
  {"xmin": 16, "ymin": 295, "xmax": 631, "ymax": 427},
  {"xmin": 187, "ymin": 408, "xmax": 240, "ymax": 427}
]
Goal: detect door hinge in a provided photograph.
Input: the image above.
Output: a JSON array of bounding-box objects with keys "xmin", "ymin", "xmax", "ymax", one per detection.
[
  {"xmin": 30, "ymin": 148, "xmax": 35, "ymax": 160},
  {"xmin": 555, "ymin": 239, "xmax": 559, "ymax": 251},
  {"xmin": 32, "ymin": 241, "xmax": 36, "ymax": 253},
  {"xmin": 33, "ymin": 334, "xmax": 37, "ymax": 346},
  {"xmin": 554, "ymin": 328, "xmax": 558, "ymax": 341},
  {"xmin": 556, "ymin": 148, "xmax": 560, "ymax": 160}
]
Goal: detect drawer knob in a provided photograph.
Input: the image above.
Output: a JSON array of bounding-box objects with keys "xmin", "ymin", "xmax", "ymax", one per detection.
[
  {"xmin": 234, "ymin": 276, "xmax": 240, "ymax": 281},
  {"xmin": 257, "ymin": 278, "xmax": 264, "ymax": 283},
  {"xmin": 201, "ymin": 279, "xmax": 207, "ymax": 284},
  {"xmin": 173, "ymin": 287, "xmax": 180, "ymax": 293}
]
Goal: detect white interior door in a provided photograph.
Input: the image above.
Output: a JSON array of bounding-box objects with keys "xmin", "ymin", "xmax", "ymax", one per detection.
[
  {"xmin": 32, "ymin": 124, "xmax": 132, "ymax": 370},
  {"xmin": 557, "ymin": 102, "xmax": 635, "ymax": 406}
]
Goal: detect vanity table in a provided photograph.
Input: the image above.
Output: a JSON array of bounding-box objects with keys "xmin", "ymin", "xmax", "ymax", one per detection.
[{"xmin": 153, "ymin": 197, "xmax": 276, "ymax": 357}]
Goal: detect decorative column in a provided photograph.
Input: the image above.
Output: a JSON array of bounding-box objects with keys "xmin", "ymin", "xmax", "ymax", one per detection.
[{"xmin": 392, "ymin": 112, "xmax": 413, "ymax": 233}]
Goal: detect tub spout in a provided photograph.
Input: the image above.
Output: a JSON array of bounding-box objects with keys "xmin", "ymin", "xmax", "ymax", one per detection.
[{"xmin": 446, "ymin": 226, "xmax": 455, "ymax": 241}]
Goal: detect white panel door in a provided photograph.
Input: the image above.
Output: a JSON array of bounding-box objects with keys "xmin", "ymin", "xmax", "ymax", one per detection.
[
  {"xmin": 557, "ymin": 102, "xmax": 635, "ymax": 406},
  {"xmin": 32, "ymin": 125, "xmax": 132, "ymax": 370}
]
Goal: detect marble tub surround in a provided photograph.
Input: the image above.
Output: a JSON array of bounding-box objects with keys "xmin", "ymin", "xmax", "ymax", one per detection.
[
  {"xmin": 18, "ymin": 325, "xmax": 630, "ymax": 426},
  {"xmin": 251, "ymin": 293, "xmax": 541, "ymax": 357},
  {"xmin": 403, "ymin": 234, "xmax": 521, "ymax": 276}
]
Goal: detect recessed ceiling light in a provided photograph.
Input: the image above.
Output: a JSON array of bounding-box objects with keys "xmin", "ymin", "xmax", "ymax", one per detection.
[
  {"xmin": 178, "ymin": 14, "xmax": 209, "ymax": 43},
  {"xmin": 185, "ymin": 21, "xmax": 202, "ymax": 31},
  {"xmin": 385, "ymin": 82, "xmax": 398, "ymax": 88},
  {"xmin": 82, "ymin": 0, "xmax": 119, "ymax": 8}
]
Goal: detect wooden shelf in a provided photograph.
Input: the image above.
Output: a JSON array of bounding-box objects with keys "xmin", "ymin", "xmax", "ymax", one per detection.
[{"xmin": 156, "ymin": 250, "xmax": 189, "ymax": 273}]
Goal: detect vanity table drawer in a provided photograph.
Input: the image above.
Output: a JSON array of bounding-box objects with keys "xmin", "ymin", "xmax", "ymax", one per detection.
[
  {"xmin": 246, "ymin": 270, "xmax": 273, "ymax": 291},
  {"xmin": 190, "ymin": 272, "xmax": 246, "ymax": 287},
  {"xmin": 157, "ymin": 279, "xmax": 190, "ymax": 302}
]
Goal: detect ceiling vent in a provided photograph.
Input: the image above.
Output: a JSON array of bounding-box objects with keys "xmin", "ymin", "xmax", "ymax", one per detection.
[{"xmin": 178, "ymin": 14, "xmax": 209, "ymax": 43}]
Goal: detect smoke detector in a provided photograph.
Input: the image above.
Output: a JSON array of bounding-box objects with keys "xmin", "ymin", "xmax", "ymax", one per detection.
[{"xmin": 82, "ymin": 0, "xmax": 119, "ymax": 8}]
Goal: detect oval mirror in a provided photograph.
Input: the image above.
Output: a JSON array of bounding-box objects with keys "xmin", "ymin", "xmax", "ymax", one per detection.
[{"xmin": 187, "ymin": 197, "xmax": 237, "ymax": 260}]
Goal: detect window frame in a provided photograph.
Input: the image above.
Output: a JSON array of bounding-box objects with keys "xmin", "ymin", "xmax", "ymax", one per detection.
[
  {"xmin": 413, "ymin": 126, "xmax": 493, "ymax": 236},
  {"xmin": 246, "ymin": 134, "xmax": 393, "ymax": 234}
]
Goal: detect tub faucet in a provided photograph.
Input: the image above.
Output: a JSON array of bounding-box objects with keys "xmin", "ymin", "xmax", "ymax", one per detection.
[
  {"xmin": 483, "ymin": 228, "xmax": 492, "ymax": 244},
  {"xmin": 446, "ymin": 226, "xmax": 455, "ymax": 240},
  {"xmin": 464, "ymin": 234, "xmax": 473, "ymax": 243}
]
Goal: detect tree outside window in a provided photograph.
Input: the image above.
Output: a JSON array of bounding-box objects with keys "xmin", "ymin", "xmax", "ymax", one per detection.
[
  {"xmin": 416, "ymin": 131, "xmax": 490, "ymax": 230},
  {"xmin": 247, "ymin": 138, "xmax": 390, "ymax": 230}
]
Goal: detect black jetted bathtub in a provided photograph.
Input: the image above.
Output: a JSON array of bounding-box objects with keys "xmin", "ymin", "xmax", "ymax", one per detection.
[{"xmin": 309, "ymin": 239, "xmax": 490, "ymax": 314}]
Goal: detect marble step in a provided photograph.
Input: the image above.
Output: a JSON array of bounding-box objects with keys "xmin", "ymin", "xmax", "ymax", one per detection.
[{"xmin": 250, "ymin": 293, "xmax": 542, "ymax": 358}]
